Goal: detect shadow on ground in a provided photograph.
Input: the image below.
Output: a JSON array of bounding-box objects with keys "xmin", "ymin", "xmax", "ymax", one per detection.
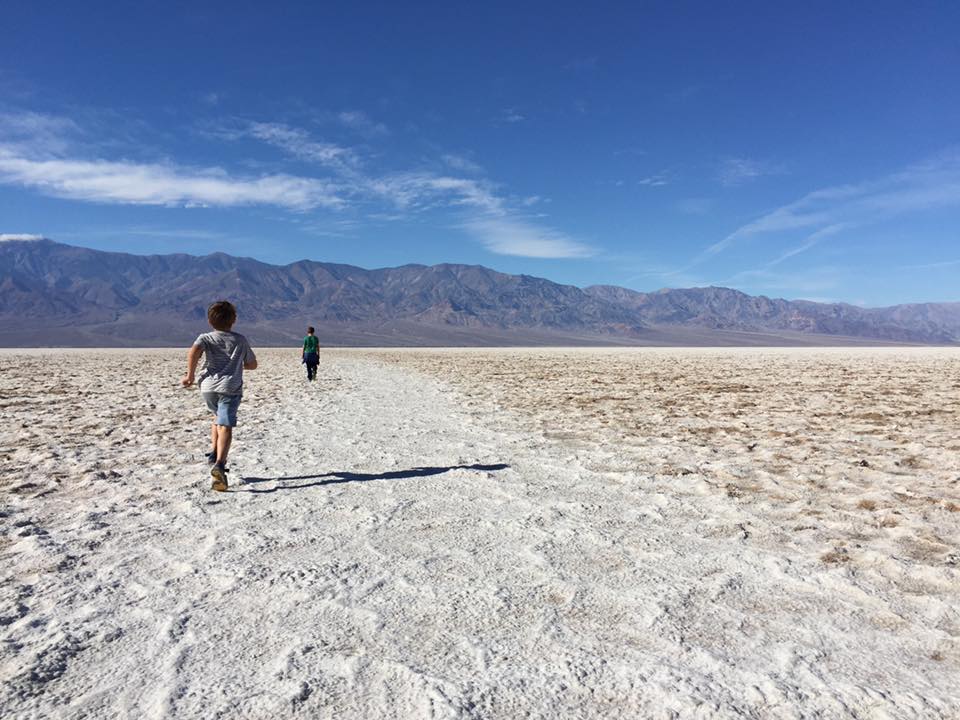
[{"xmin": 237, "ymin": 463, "xmax": 510, "ymax": 493}]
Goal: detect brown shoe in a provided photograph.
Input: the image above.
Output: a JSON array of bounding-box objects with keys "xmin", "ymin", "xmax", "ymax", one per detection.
[{"xmin": 211, "ymin": 465, "xmax": 228, "ymax": 492}]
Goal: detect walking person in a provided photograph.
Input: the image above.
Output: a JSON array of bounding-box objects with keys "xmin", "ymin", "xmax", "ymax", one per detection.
[{"xmin": 302, "ymin": 326, "xmax": 320, "ymax": 381}]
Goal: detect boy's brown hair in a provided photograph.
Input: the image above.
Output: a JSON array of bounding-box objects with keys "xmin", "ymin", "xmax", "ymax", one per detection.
[{"xmin": 207, "ymin": 300, "xmax": 237, "ymax": 331}]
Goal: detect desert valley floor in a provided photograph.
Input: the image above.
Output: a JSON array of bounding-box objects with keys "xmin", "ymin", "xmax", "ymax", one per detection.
[{"xmin": 1, "ymin": 347, "xmax": 958, "ymax": 719}]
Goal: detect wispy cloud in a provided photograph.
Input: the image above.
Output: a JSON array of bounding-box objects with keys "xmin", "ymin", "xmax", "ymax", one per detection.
[
  {"xmin": 638, "ymin": 173, "xmax": 670, "ymax": 187},
  {"xmin": 0, "ymin": 149, "xmax": 343, "ymax": 210},
  {"xmin": 644, "ymin": 222, "xmax": 848, "ymax": 291},
  {"xmin": 705, "ymin": 149, "xmax": 960, "ymax": 258},
  {"xmin": 371, "ymin": 172, "xmax": 592, "ymax": 259},
  {"xmin": 0, "ymin": 111, "xmax": 80, "ymax": 155},
  {"xmin": 0, "ymin": 233, "xmax": 44, "ymax": 242},
  {"xmin": 499, "ymin": 108, "xmax": 525, "ymax": 124},
  {"xmin": 368, "ymin": 172, "xmax": 502, "ymax": 213},
  {"xmin": 441, "ymin": 153, "xmax": 482, "ymax": 174},
  {"xmin": 718, "ymin": 156, "xmax": 782, "ymax": 186},
  {"xmin": 240, "ymin": 123, "xmax": 590, "ymax": 258},
  {"xmin": 765, "ymin": 223, "xmax": 850, "ymax": 268},
  {"xmin": 0, "ymin": 114, "xmax": 352, "ymax": 210},
  {"xmin": 336, "ymin": 110, "xmax": 388, "ymax": 136},
  {"xmin": 461, "ymin": 217, "xmax": 594, "ymax": 259},
  {"xmin": 901, "ymin": 257, "xmax": 960, "ymax": 270},
  {"xmin": 246, "ymin": 121, "xmax": 357, "ymax": 168},
  {"xmin": 703, "ymin": 224, "xmax": 850, "ymax": 296},
  {"xmin": 0, "ymin": 109, "xmax": 591, "ymax": 260}
]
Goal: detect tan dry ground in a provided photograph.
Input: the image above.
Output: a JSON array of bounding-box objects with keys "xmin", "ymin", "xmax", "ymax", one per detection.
[{"xmin": 371, "ymin": 347, "xmax": 960, "ymax": 589}]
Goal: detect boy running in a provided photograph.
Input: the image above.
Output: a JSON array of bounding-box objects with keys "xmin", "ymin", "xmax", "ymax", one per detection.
[{"xmin": 181, "ymin": 300, "xmax": 258, "ymax": 491}]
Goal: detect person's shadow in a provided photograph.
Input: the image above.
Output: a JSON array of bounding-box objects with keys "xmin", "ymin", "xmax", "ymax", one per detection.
[{"xmin": 237, "ymin": 463, "xmax": 510, "ymax": 493}]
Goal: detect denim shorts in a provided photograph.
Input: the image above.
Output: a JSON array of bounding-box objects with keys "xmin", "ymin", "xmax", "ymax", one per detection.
[{"xmin": 202, "ymin": 392, "xmax": 242, "ymax": 427}]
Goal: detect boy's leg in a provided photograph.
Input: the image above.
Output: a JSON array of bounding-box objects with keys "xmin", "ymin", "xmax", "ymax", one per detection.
[
  {"xmin": 215, "ymin": 425, "xmax": 233, "ymax": 465},
  {"xmin": 211, "ymin": 424, "xmax": 232, "ymax": 492},
  {"xmin": 210, "ymin": 395, "xmax": 240, "ymax": 491},
  {"xmin": 202, "ymin": 393, "xmax": 221, "ymax": 464}
]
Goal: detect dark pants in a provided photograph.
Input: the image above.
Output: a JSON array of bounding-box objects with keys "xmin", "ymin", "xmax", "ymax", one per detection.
[{"xmin": 304, "ymin": 351, "xmax": 319, "ymax": 380}]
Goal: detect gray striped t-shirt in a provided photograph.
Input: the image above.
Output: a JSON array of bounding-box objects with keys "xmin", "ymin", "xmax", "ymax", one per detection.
[{"xmin": 195, "ymin": 331, "xmax": 256, "ymax": 395}]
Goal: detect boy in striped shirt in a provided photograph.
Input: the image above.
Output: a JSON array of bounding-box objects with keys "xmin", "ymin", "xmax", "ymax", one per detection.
[{"xmin": 181, "ymin": 300, "xmax": 258, "ymax": 491}]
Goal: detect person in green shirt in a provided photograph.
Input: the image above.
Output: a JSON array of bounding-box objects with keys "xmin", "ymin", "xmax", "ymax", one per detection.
[{"xmin": 302, "ymin": 326, "xmax": 320, "ymax": 381}]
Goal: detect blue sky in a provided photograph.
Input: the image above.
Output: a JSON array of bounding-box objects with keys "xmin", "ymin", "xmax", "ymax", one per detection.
[{"xmin": 1, "ymin": 1, "xmax": 958, "ymax": 306}]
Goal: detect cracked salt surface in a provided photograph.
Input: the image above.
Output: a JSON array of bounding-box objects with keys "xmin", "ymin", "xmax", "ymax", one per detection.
[{"xmin": 0, "ymin": 348, "xmax": 958, "ymax": 718}]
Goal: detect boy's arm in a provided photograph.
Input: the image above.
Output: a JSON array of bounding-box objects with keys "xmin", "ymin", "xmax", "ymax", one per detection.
[
  {"xmin": 243, "ymin": 345, "xmax": 258, "ymax": 371},
  {"xmin": 181, "ymin": 344, "xmax": 203, "ymax": 386}
]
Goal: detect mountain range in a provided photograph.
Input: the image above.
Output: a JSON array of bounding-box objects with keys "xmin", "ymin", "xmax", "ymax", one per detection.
[{"xmin": 1, "ymin": 238, "xmax": 957, "ymax": 346}]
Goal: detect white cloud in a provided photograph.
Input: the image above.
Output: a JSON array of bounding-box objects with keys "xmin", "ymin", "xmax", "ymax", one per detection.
[
  {"xmin": 0, "ymin": 233, "xmax": 44, "ymax": 241},
  {"xmin": 718, "ymin": 156, "xmax": 781, "ymax": 186},
  {"xmin": 499, "ymin": 108, "xmax": 525, "ymax": 124},
  {"xmin": 0, "ymin": 148, "xmax": 343, "ymax": 210},
  {"xmin": 0, "ymin": 111, "xmax": 78, "ymax": 136},
  {"xmin": 0, "ymin": 111, "xmax": 80, "ymax": 155},
  {"xmin": 369, "ymin": 172, "xmax": 503, "ymax": 213},
  {"xmin": 901, "ymin": 258, "xmax": 960, "ymax": 270},
  {"xmin": 0, "ymin": 109, "xmax": 595, "ymax": 261},
  {"xmin": 638, "ymin": 173, "xmax": 670, "ymax": 187},
  {"xmin": 764, "ymin": 224, "xmax": 850, "ymax": 268},
  {"xmin": 441, "ymin": 153, "xmax": 482, "ymax": 174},
  {"xmin": 247, "ymin": 121, "xmax": 356, "ymax": 168},
  {"xmin": 461, "ymin": 217, "xmax": 594, "ymax": 259},
  {"xmin": 705, "ymin": 149, "xmax": 960, "ymax": 258},
  {"xmin": 337, "ymin": 110, "xmax": 388, "ymax": 136},
  {"xmin": 364, "ymin": 171, "xmax": 592, "ymax": 260},
  {"xmin": 707, "ymin": 224, "xmax": 851, "ymax": 294}
]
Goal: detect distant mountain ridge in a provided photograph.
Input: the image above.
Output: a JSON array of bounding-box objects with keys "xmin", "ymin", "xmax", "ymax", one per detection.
[
  {"xmin": 584, "ymin": 285, "xmax": 960, "ymax": 344},
  {"xmin": 0, "ymin": 238, "xmax": 957, "ymax": 346}
]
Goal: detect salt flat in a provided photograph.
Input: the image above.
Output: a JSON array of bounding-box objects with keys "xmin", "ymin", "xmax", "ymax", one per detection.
[{"xmin": 1, "ymin": 347, "xmax": 958, "ymax": 719}]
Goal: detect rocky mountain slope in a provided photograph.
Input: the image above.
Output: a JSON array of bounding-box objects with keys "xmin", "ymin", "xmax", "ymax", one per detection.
[
  {"xmin": 0, "ymin": 239, "xmax": 956, "ymax": 346},
  {"xmin": 585, "ymin": 285, "xmax": 960, "ymax": 344}
]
